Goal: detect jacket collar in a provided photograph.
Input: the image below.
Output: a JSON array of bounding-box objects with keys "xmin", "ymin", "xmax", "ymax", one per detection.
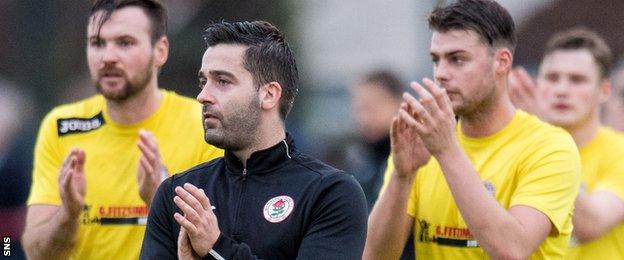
[{"xmin": 224, "ymin": 133, "xmax": 296, "ymax": 174}]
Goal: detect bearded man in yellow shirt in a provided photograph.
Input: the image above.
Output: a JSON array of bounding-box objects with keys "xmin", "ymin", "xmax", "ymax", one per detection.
[
  {"xmin": 364, "ymin": 0, "xmax": 581, "ymax": 259},
  {"xmin": 509, "ymin": 28, "xmax": 624, "ymax": 259},
  {"xmin": 21, "ymin": 1, "xmax": 222, "ymax": 259}
]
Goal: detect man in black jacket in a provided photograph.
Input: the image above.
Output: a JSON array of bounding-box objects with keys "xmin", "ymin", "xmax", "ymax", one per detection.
[{"xmin": 140, "ymin": 21, "xmax": 368, "ymax": 259}]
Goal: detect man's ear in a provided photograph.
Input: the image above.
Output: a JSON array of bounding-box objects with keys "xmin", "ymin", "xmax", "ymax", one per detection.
[
  {"xmin": 259, "ymin": 81, "xmax": 282, "ymax": 111},
  {"xmin": 598, "ymin": 78, "xmax": 612, "ymax": 104},
  {"xmin": 153, "ymin": 36, "xmax": 169, "ymax": 68},
  {"xmin": 495, "ymin": 48, "xmax": 513, "ymax": 75}
]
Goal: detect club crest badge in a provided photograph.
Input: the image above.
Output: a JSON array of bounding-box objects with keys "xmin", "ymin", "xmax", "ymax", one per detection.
[{"xmin": 263, "ymin": 195, "xmax": 294, "ymax": 223}]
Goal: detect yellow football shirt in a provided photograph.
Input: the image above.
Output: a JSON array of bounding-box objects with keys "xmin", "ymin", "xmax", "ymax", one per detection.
[
  {"xmin": 382, "ymin": 110, "xmax": 580, "ymax": 259},
  {"xmin": 566, "ymin": 127, "xmax": 624, "ymax": 259},
  {"xmin": 27, "ymin": 90, "xmax": 223, "ymax": 259}
]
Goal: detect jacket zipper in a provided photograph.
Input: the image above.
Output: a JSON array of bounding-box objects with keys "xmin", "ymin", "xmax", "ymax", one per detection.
[{"xmin": 233, "ymin": 168, "xmax": 247, "ymax": 236}]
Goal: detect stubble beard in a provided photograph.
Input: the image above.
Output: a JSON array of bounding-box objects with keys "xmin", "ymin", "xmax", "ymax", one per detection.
[
  {"xmin": 454, "ymin": 71, "xmax": 498, "ymax": 119},
  {"xmin": 203, "ymin": 94, "xmax": 262, "ymax": 151}
]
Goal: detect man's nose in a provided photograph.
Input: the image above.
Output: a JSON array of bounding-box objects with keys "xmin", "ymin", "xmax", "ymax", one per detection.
[
  {"xmin": 101, "ymin": 44, "xmax": 120, "ymax": 64},
  {"xmin": 197, "ymin": 85, "xmax": 216, "ymax": 105}
]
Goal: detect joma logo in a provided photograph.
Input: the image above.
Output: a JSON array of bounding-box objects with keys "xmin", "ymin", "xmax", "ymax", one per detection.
[{"xmin": 57, "ymin": 112, "xmax": 105, "ymax": 136}]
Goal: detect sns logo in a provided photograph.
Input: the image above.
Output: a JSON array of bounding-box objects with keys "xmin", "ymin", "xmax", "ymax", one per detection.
[{"xmin": 3, "ymin": 236, "xmax": 10, "ymax": 257}]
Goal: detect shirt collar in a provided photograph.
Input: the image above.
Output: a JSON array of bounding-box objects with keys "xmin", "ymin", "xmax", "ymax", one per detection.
[{"xmin": 224, "ymin": 133, "xmax": 296, "ymax": 174}]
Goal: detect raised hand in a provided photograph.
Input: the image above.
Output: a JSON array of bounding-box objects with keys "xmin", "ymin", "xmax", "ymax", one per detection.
[
  {"xmin": 402, "ymin": 79, "xmax": 457, "ymax": 156},
  {"xmin": 173, "ymin": 183, "xmax": 220, "ymax": 257},
  {"xmin": 508, "ymin": 67, "xmax": 540, "ymax": 115},
  {"xmin": 137, "ymin": 129, "xmax": 167, "ymax": 207},
  {"xmin": 391, "ymin": 104, "xmax": 431, "ymax": 178},
  {"xmin": 58, "ymin": 149, "xmax": 87, "ymax": 218}
]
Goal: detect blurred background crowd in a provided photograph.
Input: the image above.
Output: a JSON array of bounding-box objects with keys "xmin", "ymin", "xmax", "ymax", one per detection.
[{"xmin": 1, "ymin": 0, "xmax": 624, "ymax": 257}]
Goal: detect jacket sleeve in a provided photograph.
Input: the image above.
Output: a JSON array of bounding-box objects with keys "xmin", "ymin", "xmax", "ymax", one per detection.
[
  {"xmin": 140, "ymin": 178, "xmax": 177, "ymax": 259},
  {"xmin": 296, "ymin": 173, "xmax": 368, "ymax": 259}
]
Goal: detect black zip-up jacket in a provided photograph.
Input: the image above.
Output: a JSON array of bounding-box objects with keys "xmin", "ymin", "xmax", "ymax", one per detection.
[{"xmin": 140, "ymin": 135, "xmax": 368, "ymax": 259}]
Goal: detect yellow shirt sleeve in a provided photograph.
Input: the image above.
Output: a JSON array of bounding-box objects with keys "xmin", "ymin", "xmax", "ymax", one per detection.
[
  {"xmin": 27, "ymin": 111, "xmax": 64, "ymax": 205},
  {"xmin": 591, "ymin": 145, "xmax": 624, "ymax": 201},
  {"xmin": 510, "ymin": 134, "xmax": 581, "ymax": 235}
]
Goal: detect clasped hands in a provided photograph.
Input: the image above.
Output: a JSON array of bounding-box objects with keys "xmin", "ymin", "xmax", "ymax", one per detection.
[
  {"xmin": 58, "ymin": 130, "xmax": 167, "ymax": 219},
  {"xmin": 174, "ymin": 183, "xmax": 221, "ymax": 259},
  {"xmin": 391, "ymin": 78, "xmax": 458, "ymax": 178}
]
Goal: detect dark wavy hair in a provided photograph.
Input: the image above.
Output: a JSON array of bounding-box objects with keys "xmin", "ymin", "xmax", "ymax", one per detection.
[
  {"xmin": 90, "ymin": 0, "xmax": 167, "ymax": 44},
  {"xmin": 428, "ymin": 0, "xmax": 516, "ymax": 53},
  {"xmin": 203, "ymin": 21, "xmax": 299, "ymax": 120}
]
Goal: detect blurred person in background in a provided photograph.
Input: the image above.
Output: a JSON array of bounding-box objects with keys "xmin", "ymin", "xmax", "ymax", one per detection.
[
  {"xmin": 509, "ymin": 27, "xmax": 624, "ymax": 259},
  {"xmin": 603, "ymin": 62, "xmax": 624, "ymax": 131},
  {"xmin": 349, "ymin": 69, "xmax": 403, "ymax": 211},
  {"xmin": 350, "ymin": 69, "xmax": 415, "ymax": 260},
  {"xmin": 21, "ymin": 0, "xmax": 222, "ymax": 259},
  {"xmin": 0, "ymin": 78, "xmax": 35, "ymax": 259},
  {"xmin": 365, "ymin": 0, "xmax": 580, "ymax": 259}
]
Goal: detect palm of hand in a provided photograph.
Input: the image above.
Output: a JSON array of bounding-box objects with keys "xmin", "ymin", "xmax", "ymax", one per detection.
[{"xmin": 391, "ymin": 118, "xmax": 431, "ymax": 177}]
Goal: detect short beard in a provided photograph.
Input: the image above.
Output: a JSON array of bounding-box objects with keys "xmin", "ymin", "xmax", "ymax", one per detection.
[
  {"xmin": 455, "ymin": 67, "xmax": 497, "ymax": 118},
  {"xmin": 95, "ymin": 58, "xmax": 153, "ymax": 102},
  {"xmin": 203, "ymin": 94, "xmax": 261, "ymax": 151}
]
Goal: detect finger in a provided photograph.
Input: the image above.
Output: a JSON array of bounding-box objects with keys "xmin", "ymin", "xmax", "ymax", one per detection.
[
  {"xmin": 391, "ymin": 116, "xmax": 399, "ymax": 140},
  {"xmin": 139, "ymin": 156, "xmax": 155, "ymax": 179},
  {"xmin": 60, "ymin": 158, "xmax": 75, "ymax": 192},
  {"xmin": 422, "ymin": 78, "xmax": 451, "ymax": 115},
  {"xmin": 68, "ymin": 171, "xmax": 84, "ymax": 202},
  {"xmin": 179, "ymin": 227, "xmax": 188, "ymax": 239},
  {"xmin": 63, "ymin": 165, "xmax": 83, "ymax": 203},
  {"xmin": 137, "ymin": 141, "xmax": 158, "ymax": 166},
  {"xmin": 184, "ymin": 183, "xmax": 210, "ymax": 210},
  {"xmin": 515, "ymin": 67, "xmax": 537, "ymax": 97},
  {"xmin": 508, "ymin": 68, "xmax": 519, "ymax": 86},
  {"xmin": 174, "ymin": 212, "xmax": 198, "ymax": 234},
  {"xmin": 409, "ymin": 81, "xmax": 439, "ymax": 113},
  {"xmin": 139, "ymin": 130, "xmax": 160, "ymax": 154},
  {"xmin": 137, "ymin": 161, "xmax": 145, "ymax": 182},
  {"xmin": 61, "ymin": 149, "xmax": 77, "ymax": 170},
  {"xmin": 398, "ymin": 108, "xmax": 425, "ymax": 132},
  {"xmin": 59, "ymin": 156, "xmax": 73, "ymax": 186},
  {"xmin": 174, "ymin": 195, "xmax": 203, "ymax": 225},
  {"xmin": 178, "ymin": 228, "xmax": 187, "ymax": 247},
  {"xmin": 402, "ymin": 92, "xmax": 433, "ymax": 125},
  {"xmin": 175, "ymin": 185, "xmax": 205, "ymax": 213},
  {"xmin": 74, "ymin": 150, "xmax": 86, "ymax": 173}
]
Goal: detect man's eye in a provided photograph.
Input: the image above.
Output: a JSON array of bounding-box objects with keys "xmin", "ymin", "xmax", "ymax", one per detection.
[
  {"xmin": 90, "ymin": 39, "xmax": 104, "ymax": 47},
  {"xmin": 546, "ymin": 74, "xmax": 559, "ymax": 82},
  {"xmin": 198, "ymin": 79, "xmax": 207, "ymax": 89},
  {"xmin": 119, "ymin": 40, "xmax": 132, "ymax": 47},
  {"xmin": 451, "ymin": 56, "xmax": 464, "ymax": 64}
]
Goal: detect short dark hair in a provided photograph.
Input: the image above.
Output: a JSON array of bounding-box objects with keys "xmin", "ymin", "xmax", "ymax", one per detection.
[
  {"xmin": 428, "ymin": 0, "xmax": 516, "ymax": 53},
  {"xmin": 203, "ymin": 21, "xmax": 299, "ymax": 120},
  {"xmin": 358, "ymin": 69, "xmax": 404, "ymax": 99},
  {"xmin": 90, "ymin": 0, "xmax": 168, "ymax": 44},
  {"xmin": 544, "ymin": 27, "xmax": 613, "ymax": 78}
]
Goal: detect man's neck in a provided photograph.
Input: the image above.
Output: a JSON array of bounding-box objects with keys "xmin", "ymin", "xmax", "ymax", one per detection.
[
  {"xmin": 460, "ymin": 94, "xmax": 517, "ymax": 138},
  {"xmin": 564, "ymin": 113, "xmax": 601, "ymax": 148},
  {"xmin": 233, "ymin": 120, "xmax": 286, "ymax": 168},
  {"xmin": 106, "ymin": 83, "xmax": 162, "ymax": 125}
]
